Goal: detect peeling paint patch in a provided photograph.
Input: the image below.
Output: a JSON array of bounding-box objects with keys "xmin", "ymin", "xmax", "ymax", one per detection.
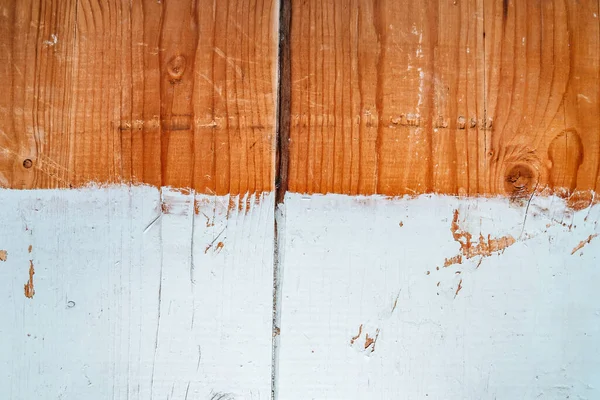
[
  {"xmin": 444, "ymin": 254, "xmax": 462, "ymax": 267},
  {"xmin": 445, "ymin": 209, "xmax": 516, "ymax": 266},
  {"xmin": 364, "ymin": 329, "xmax": 380, "ymax": 353},
  {"xmin": 571, "ymin": 234, "xmax": 598, "ymax": 255},
  {"xmin": 24, "ymin": 260, "xmax": 35, "ymax": 298},
  {"xmin": 0, "ymin": 250, "xmax": 6, "ymax": 261},
  {"xmin": 350, "ymin": 324, "xmax": 363, "ymax": 345}
]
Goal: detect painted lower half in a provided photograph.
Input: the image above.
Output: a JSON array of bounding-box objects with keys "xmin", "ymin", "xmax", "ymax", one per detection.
[
  {"xmin": 0, "ymin": 187, "xmax": 598, "ymax": 399},
  {"xmin": 277, "ymin": 193, "xmax": 600, "ymax": 399},
  {"xmin": 0, "ymin": 186, "xmax": 274, "ymax": 399}
]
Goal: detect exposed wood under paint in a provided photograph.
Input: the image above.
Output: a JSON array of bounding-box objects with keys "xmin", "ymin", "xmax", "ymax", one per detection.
[
  {"xmin": 277, "ymin": 192, "xmax": 600, "ymax": 398},
  {"xmin": 0, "ymin": 186, "xmax": 274, "ymax": 398},
  {"xmin": 1, "ymin": 186, "xmax": 598, "ymax": 398},
  {"xmin": 0, "ymin": 1, "xmax": 599, "ymax": 398}
]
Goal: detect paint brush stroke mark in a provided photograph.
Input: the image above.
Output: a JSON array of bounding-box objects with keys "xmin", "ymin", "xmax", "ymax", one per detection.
[
  {"xmin": 0, "ymin": 250, "xmax": 7, "ymax": 261},
  {"xmin": 571, "ymin": 234, "xmax": 598, "ymax": 255},
  {"xmin": 445, "ymin": 209, "xmax": 516, "ymax": 267},
  {"xmin": 24, "ymin": 260, "xmax": 35, "ymax": 298}
]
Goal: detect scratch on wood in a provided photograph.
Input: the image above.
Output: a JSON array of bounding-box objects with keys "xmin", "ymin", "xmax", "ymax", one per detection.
[
  {"xmin": 24, "ymin": 260, "xmax": 35, "ymax": 298},
  {"xmin": 571, "ymin": 234, "xmax": 598, "ymax": 255}
]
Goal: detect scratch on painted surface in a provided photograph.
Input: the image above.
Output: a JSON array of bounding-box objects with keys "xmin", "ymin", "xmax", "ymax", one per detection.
[
  {"xmin": 571, "ymin": 234, "xmax": 598, "ymax": 255},
  {"xmin": 391, "ymin": 292, "xmax": 400, "ymax": 313},
  {"xmin": 445, "ymin": 209, "xmax": 516, "ymax": 266},
  {"xmin": 24, "ymin": 260, "xmax": 35, "ymax": 298},
  {"xmin": 0, "ymin": 250, "xmax": 7, "ymax": 261},
  {"xmin": 454, "ymin": 279, "xmax": 463, "ymax": 298}
]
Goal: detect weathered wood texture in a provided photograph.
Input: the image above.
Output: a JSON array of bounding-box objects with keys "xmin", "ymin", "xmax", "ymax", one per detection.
[
  {"xmin": 1, "ymin": 0, "xmax": 599, "ymax": 198},
  {"xmin": 289, "ymin": 0, "xmax": 600, "ymax": 198},
  {"xmin": 0, "ymin": 0, "xmax": 277, "ymax": 194}
]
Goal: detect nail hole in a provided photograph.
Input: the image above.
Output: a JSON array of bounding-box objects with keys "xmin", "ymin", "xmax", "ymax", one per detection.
[
  {"xmin": 67, "ymin": 300, "xmax": 76, "ymax": 308},
  {"xmin": 23, "ymin": 159, "xmax": 33, "ymax": 169}
]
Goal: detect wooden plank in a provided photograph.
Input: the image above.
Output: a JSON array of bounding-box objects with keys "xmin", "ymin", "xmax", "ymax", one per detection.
[
  {"xmin": 277, "ymin": 192, "xmax": 600, "ymax": 398},
  {"xmin": 0, "ymin": 0, "xmax": 277, "ymax": 193},
  {"xmin": 0, "ymin": 0, "xmax": 78, "ymax": 188},
  {"xmin": 192, "ymin": 0, "xmax": 278, "ymax": 195},
  {"xmin": 288, "ymin": 0, "xmax": 600, "ymax": 198},
  {"xmin": 0, "ymin": 186, "xmax": 274, "ymax": 398},
  {"xmin": 289, "ymin": 0, "xmax": 484, "ymax": 195},
  {"xmin": 483, "ymin": 0, "xmax": 600, "ymax": 200}
]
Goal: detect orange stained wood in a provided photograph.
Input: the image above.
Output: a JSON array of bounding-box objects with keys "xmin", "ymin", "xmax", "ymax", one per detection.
[
  {"xmin": 0, "ymin": 1, "xmax": 599, "ymax": 200},
  {"xmin": 289, "ymin": 0, "xmax": 600, "ymax": 199},
  {"xmin": 0, "ymin": 0, "xmax": 278, "ymax": 194}
]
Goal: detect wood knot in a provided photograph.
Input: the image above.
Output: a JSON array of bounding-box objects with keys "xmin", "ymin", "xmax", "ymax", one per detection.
[
  {"xmin": 505, "ymin": 163, "xmax": 536, "ymax": 198},
  {"xmin": 167, "ymin": 55, "xmax": 186, "ymax": 82}
]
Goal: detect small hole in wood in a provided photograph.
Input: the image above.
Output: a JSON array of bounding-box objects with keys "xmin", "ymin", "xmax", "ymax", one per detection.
[{"xmin": 23, "ymin": 159, "xmax": 33, "ymax": 169}]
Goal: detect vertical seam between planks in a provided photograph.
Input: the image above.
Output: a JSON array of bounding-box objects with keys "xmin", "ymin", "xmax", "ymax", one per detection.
[
  {"xmin": 275, "ymin": 0, "xmax": 291, "ymax": 204},
  {"xmin": 272, "ymin": 0, "xmax": 291, "ymax": 399}
]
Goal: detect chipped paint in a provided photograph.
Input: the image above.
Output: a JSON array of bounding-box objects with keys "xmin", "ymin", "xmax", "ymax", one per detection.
[
  {"xmin": 571, "ymin": 233, "xmax": 598, "ymax": 255},
  {"xmin": 349, "ymin": 324, "xmax": 363, "ymax": 345},
  {"xmin": 0, "ymin": 250, "xmax": 6, "ymax": 261},
  {"xmin": 278, "ymin": 192, "xmax": 600, "ymax": 398},
  {"xmin": 448, "ymin": 209, "xmax": 516, "ymax": 265},
  {"xmin": 0, "ymin": 186, "xmax": 274, "ymax": 398},
  {"xmin": 24, "ymin": 260, "xmax": 34, "ymax": 298}
]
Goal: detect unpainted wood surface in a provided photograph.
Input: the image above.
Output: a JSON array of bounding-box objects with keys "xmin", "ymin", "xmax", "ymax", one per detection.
[
  {"xmin": 1, "ymin": 0, "xmax": 599, "ymax": 199},
  {"xmin": 0, "ymin": 0, "xmax": 277, "ymax": 194},
  {"xmin": 289, "ymin": 0, "xmax": 600, "ymax": 198}
]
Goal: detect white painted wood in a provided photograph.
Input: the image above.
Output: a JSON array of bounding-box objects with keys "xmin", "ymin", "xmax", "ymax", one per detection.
[
  {"xmin": 2, "ymin": 186, "xmax": 598, "ymax": 399},
  {"xmin": 277, "ymin": 193, "xmax": 600, "ymax": 399},
  {"xmin": 0, "ymin": 186, "xmax": 274, "ymax": 399}
]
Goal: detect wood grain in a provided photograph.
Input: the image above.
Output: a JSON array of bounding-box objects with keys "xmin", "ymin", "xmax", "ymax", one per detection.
[
  {"xmin": 1, "ymin": 0, "xmax": 598, "ymax": 198},
  {"xmin": 0, "ymin": 0, "xmax": 277, "ymax": 193},
  {"xmin": 288, "ymin": 0, "xmax": 600, "ymax": 198}
]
